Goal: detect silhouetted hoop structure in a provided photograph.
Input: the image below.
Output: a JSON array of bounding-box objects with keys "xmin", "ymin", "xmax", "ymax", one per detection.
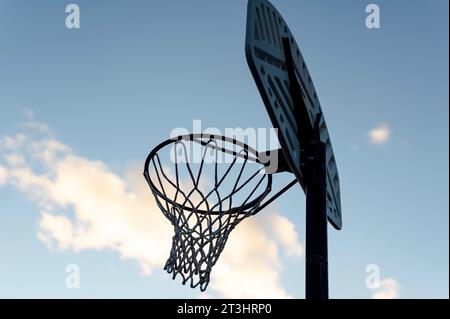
[
  {"xmin": 143, "ymin": 134, "xmax": 276, "ymax": 291},
  {"xmin": 143, "ymin": 0, "xmax": 342, "ymax": 298}
]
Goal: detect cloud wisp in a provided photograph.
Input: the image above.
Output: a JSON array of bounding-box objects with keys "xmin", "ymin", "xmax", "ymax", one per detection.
[
  {"xmin": 372, "ymin": 278, "xmax": 401, "ymax": 299},
  {"xmin": 0, "ymin": 122, "xmax": 303, "ymax": 298},
  {"xmin": 368, "ymin": 125, "xmax": 390, "ymax": 145}
]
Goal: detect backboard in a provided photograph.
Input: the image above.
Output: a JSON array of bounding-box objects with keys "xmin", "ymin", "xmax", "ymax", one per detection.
[{"xmin": 245, "ymin": 0, "xmax": 342, "ymax": 229}]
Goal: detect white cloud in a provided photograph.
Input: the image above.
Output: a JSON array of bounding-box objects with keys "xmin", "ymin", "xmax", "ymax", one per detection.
[
  {"xmin": 368, "ymin": 125, "xmax": 390, "ymax": 145},
  {"xmin": 37, "ymin": 212, "xmax": 75, "ymax": 250},
  {"xmin": 29, "ymin": 139, "xmax": 71, "ymax": 165},
  {"xmin": 264, "ymin": 213, "xmax": 303, "ymax": 257},
  {"xmin": 1, "ymin": 133, "xmax": 27, "ymax": 150},
  {"xmin": 0, "ymin": 165, "xmax": 7, "ymax": 185},
  {"xmin": 3, "ymin": 154, "xmax": 26, "ymax": 166},
  {"xmin": 372, "ymin": 278, "xmax": 400, "ymax": 299},
  {"xmin": 211, "ymin": 214, "xmax": 300, "ymax": 298},
  {"xmin": 0, "ymin": 124, "xmax": 303, "ymax": 298},
  {"xmin": 31, "ymin": 156, "xmax": 172, "ymax": 274}
]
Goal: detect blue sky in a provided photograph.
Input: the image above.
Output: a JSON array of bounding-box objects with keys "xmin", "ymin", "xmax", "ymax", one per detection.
[{"xmin": 0, "ymin": 0, "xmax": 448, "ymax": 298}]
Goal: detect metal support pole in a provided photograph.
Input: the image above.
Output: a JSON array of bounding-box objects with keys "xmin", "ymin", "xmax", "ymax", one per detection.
[
  {"xmin": 282, "ymin": 36, "xmax": 329, "ymax": 299},
  {"xmin": 305, "ymin": 140, "xmax": 328, "ymax": 299}
]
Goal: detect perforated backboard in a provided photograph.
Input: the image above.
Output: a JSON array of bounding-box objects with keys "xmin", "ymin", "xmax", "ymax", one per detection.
[{"xmin": 245, "ymin": 0, "xmax": 342, "ymax": 229}]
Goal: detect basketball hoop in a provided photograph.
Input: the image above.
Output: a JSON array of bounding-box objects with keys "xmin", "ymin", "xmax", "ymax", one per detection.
[{"xmin": 143, "ymin": 134, "xmax": 296, "ymax": 291}]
